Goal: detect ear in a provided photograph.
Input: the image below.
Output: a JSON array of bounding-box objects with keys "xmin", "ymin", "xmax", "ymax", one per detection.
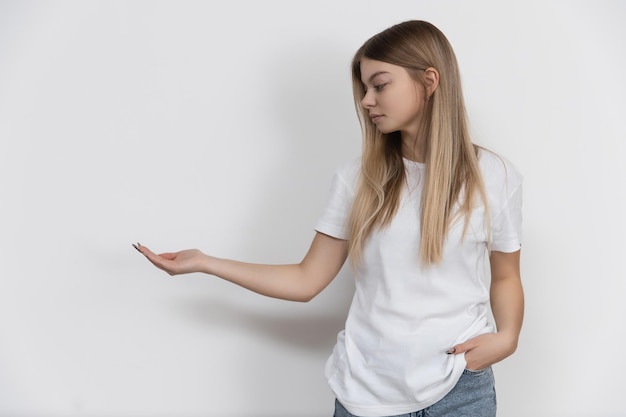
[{"xmin": 423, "ymin": 67, "xmax": 439, "ymax": 98}]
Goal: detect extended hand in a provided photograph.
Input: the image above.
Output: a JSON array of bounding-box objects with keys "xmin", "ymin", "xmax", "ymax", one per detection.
[
  {"xmin": 447, "ymin": 332, "xmax": 518, "ymax": 371},
  {"xmin": 133, "ymin": 243, "xmax": 207, "ymax": 276}
]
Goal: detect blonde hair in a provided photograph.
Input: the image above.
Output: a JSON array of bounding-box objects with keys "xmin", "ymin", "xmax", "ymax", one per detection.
[{"xmin": 348, "ymin": 20, "xmax": 489, "ymax": 265}]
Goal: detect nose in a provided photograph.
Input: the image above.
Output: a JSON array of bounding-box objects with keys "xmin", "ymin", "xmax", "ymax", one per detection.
[{"xmin": 360, "ymin": 90, "xmax": 375, "ymax": 109}]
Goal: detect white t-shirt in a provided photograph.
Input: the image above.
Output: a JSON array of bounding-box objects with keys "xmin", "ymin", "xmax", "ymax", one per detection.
[{"xmin": 315, "ymin": 149, "xmax": 522, "ymax": 417}]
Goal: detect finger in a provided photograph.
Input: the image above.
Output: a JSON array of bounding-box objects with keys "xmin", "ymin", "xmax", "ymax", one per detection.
[
  {"xmin": 132, "ymin": 242, "xmax": 153, "ymax": 256},
  {"xmin": 446, "ymin": 346, "xmax": 458, "ymax": 355},
  {"xmin": 146, "ymin": 253, "xmax": 174, "ymax": 273},
  {"xmin": 159, "ymin": 252, "xmax": 179, "ymax": 260},
  {"xmin": 133, "ymin": 243, "xmax": 153, "ymax": 257},
  {"xmin": 133, "ymin": 243, "xmax": 178, "ymax": 275},
  {"xmin": 447, "ymin": 340, "xmax": 473, "ymax": 355},
  {"xmin": 136, "ymin": 244, "xmax": 166, "ymax": 266}
]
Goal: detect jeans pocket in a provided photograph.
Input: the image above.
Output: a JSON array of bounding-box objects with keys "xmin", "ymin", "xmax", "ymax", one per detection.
[{"xmin": 463, "ymin": 366, "xmax": 490, "ymax": 375}]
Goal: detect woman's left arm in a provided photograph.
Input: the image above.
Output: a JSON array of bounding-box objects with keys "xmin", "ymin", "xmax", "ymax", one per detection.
[
  {"xmin": 489, "ymin": 250, "xmax": 524, "ymax": 348},
  {"xmin": 449, "ymin": 250, "xmax": 524, "ymax": 370}
]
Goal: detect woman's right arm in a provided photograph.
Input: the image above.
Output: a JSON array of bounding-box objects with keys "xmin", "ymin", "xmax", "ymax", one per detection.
[{"xmin": 134, "ymin": 232, "xmax": 348, "ymax": 302}]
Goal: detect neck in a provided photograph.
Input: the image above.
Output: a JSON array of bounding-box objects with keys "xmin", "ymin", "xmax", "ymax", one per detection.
[
  {"xmin": 400, "ymin": 114, "xmax": 429, "ymax": 163},
  {"xmin": 401, "ymin": 131, "xmax": 427, "ymax": 163}
]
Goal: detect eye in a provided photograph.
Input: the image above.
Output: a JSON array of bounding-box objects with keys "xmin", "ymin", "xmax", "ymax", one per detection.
[{"xmin": 374, "ymin": 83, "xmax": 387, "ymax": 92}]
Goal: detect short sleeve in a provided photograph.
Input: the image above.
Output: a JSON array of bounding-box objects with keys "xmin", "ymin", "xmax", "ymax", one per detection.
[
  {"xmin": 314, "ymin": 161, "xmax": 359, "ymax": 240},
  {"xmin": 491, "ymin": 181, "xmax": 523, "ymax": 252},
  {"xmin": 485, "ymin": 153, "xmax": 523, "ymax": 253}
]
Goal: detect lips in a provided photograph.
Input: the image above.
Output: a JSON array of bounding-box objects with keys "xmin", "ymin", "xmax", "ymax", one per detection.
[{"xmin": 370, "ymin": 113, "xmax": 383, "ymax": 123}]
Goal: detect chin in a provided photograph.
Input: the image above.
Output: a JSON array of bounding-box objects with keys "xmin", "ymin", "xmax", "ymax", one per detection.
[
  {"xmin": 377, "ymin": 127, "xmax": 398, "ymax": 135},
  {"xmin": 375, "ymin": 125, "xmax": 394, "ymax": 134}
]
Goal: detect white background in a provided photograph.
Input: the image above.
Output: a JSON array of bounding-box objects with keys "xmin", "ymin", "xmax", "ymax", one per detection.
[{"xmin": 1, "ymin": 1, "xmax": 625, "ymax": 416}]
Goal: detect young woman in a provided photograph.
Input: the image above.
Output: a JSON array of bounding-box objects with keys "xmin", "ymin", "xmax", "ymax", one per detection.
[{"xmin": 134, "ymin": 20, "xmax": 523, "ymax": 417}]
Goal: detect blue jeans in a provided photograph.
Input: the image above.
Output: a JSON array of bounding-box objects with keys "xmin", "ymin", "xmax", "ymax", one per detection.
[{"xmin": 334, "ymin": 367, "xmax": 496, "ymax": 417}]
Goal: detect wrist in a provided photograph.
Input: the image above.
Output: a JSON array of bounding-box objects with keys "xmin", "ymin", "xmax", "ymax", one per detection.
[{"xmin": 199, "ymin": 254, "xmax": 218, "ymax": 275}]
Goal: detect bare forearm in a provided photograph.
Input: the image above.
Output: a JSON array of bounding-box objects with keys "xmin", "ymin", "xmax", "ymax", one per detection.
[
  {"xmin": 443, "ymin": 250, "xmax": 524, "ymax": 369},
  {"xmin": 490, "ymin": 274, "xmax": 524, "ymax": 346},
  {"xmin": 202, "ymin": 256, "xmax": 315, "ymax": 302},
  {"xmin": 488, "ymin": 249, "xmax": 524, "ymax": 361}
]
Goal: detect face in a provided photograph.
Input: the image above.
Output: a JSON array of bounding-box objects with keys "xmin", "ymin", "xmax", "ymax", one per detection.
[{"xmin": 359, "ymin": 58, "xmax": 426, "ymax": 138}]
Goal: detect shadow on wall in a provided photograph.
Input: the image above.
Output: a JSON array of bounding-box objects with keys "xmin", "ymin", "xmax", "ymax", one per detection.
[{"xmin": 168, "ymin": 294, "xmax": 348, "ymax": 352}]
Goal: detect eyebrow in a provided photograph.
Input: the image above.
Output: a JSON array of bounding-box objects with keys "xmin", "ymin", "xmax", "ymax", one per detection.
[{"xmin": 363, "ymin": 71, "xmax": 390, "ymax": 85}]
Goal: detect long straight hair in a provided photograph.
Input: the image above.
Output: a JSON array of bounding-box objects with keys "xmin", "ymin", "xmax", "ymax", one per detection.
[{"xmin": 348, "ymin": 20, "xmax": 489, "ymax": 265}]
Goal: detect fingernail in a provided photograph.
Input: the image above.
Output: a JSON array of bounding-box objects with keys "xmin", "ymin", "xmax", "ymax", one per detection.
[
  {"xmin": 446, "ymin": 347, "xmax": 456, "ymax": 354},
  {"xmin": 132, "ymin": 243, "xmax": 141, "ymax": 252}
]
